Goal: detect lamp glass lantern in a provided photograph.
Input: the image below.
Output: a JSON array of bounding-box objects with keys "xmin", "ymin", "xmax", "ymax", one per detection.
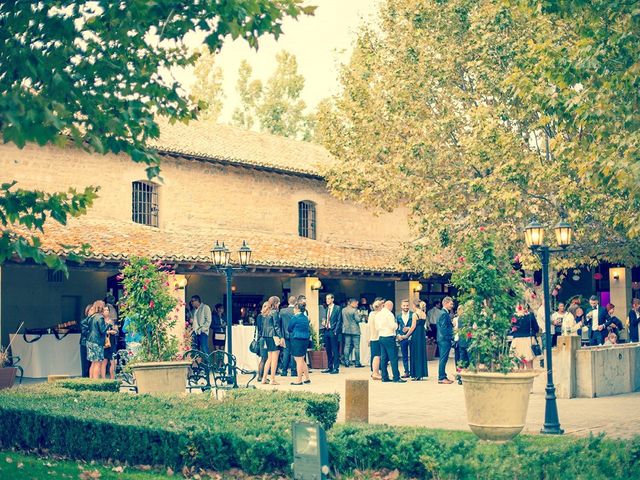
[
  {"xmin": 524, "ymin": 220, "xmax": 544, "ymax": 248},
  {"xmin": 554, "ymin": 220, "xmax": 573, "ymax": 248},
  {"xmin": 238, "ymin": 240, "xmax": 252, "ymax": 267},
  {"xmin": 210, "ymin": 241, "xmax": 227, "ymax": 268}
]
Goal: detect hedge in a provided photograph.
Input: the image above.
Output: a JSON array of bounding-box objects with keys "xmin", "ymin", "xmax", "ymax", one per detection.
[
  {"xmin": 329, "ymin": 423, "xmax": 640, "ymax": 480},
  {"xmin": 55, "ymin": 378, "xmax": 121, "ymax": 392},
  {"xmin": 2, "ymin": 384, "xmax": 639, "ymax": 479},
  {"xmin": 0, "ymin": 383, "xmax": 339, "ymax": 475}
]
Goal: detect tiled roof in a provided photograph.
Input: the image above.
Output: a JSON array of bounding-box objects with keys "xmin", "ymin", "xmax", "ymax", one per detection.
[
  {"xmin": 151, "ymin": 120, "xmax": 335, "ymax": 177},
  {"xmin": 13, "ymin": 218, "xmax": 406, "ymax": 274}
]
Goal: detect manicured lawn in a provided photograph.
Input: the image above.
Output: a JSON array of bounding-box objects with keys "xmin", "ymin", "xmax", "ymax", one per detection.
[{"xmin": 0, "ymin": 450, "xmax": 173, "ymax": 479}]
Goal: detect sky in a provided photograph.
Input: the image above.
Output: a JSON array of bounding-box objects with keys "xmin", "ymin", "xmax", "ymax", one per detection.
[{"xmin": 173, "ymin": 0, "xmax": 381, "ymax": 122}]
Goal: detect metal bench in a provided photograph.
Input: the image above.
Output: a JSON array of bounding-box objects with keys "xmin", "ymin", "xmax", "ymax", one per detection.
[
  {"xmin": 185, "ymin": 349, "xmax": 257, "ymax": 399},
  {"xmin": 112, "ymin": 349, "xmax": 138, "ymax": 393}
]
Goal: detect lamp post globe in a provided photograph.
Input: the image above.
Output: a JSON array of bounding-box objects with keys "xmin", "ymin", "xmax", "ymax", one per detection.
[
  {"xmin": 524, "ymin": 220, "xmax": 544, "ymax": 248},
  {"xmin": 238, "ymin": 240, "xmax": 252, "ymax": 267},
  {"xmin": 554, "ymin": 220, "xmax": 573, "ymax": 248}
]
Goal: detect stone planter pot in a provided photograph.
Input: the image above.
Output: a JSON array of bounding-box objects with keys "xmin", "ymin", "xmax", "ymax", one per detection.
[
  {"xmin": 131, "ymin": 361, "xmax": 191, "ymax": 394},
  {"xmin": 0, "ymin": 367, "xmax": 17, "ymax": 390},
  {"xmin": 460, "ymin": 370, "xmax": 539, "ymax": 441},
  {"xmin": 308, "ymin": 349, "xmax": 328, "ymax": 370}
]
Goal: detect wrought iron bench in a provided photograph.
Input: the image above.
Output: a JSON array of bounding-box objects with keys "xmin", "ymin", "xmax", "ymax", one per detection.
[
  {"xmin": 185, "ymin": 349, "xmax": 257, "ymax": 399},
  {"xmin": 112, "ymin": 349, "xmax": 138, "ymax": 393},
  {"xmin": 6, "ymin": 355, "xmax": 23, "ymax": 385}
]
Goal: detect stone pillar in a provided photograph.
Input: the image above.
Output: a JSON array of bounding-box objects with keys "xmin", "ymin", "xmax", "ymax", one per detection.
[
  {"xmin": 394, "ymin": 280, "xmax": 423, "ymax": 309},
  {"xmin": 290, "ymin": 277, "xmax": 320, "ymax": 333},
  {"xmin": 169, "ymin": 274, "xmax": 187, "ymax": 351},
  {"xmin": 553, "ymin": 335, "xmax": 581, "ymax": 399},
  {"xmin": 609, "ymin": 267, "xmax": 631, "ymax": 341},
  {"xmin": 345, "ymin": 379, "xmax": 369, "ymax": 423}
]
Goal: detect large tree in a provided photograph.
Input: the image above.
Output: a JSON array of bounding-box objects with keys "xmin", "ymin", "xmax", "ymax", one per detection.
[
  {"xmin": 316, "ymin": 0, "xmax": 639, "ymax": 275},
  {"xmin": 232, "ymin": 50, "xmax": 314, "ymax": 140},
  {"xmin": 0, "ymin": 1, "xmax": 314, "ymax": 271},
  {"xmin": 189, "ymin": 47, "xmax": 225, "ymax": 122}
]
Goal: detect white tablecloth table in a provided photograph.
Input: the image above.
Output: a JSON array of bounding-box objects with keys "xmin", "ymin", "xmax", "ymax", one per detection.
[
  {"xmin": 10, "ymin": 333, "xmax": 81, "ymax": 378},
  {"xmin": 359, "ymin": 322, "xmax": 371, "ymax": 364},
  {"xmin": 227, "ymin": 325, "xmax": 259, "ymax": 371}
]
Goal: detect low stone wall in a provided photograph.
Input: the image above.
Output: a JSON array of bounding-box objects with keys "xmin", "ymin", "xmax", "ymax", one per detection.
[{"xmin": 553, "ymin": 336, "xmax": 640, "ymax": 399}]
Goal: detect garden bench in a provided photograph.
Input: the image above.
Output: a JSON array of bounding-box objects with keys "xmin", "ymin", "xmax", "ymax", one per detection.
[
  {"xmin": 112, "ymin": 349, "xmax": 138, "ymax": 393},
  {"xmin": 185, "ymin": 349, "xmax": 257, "ymax": 398}
]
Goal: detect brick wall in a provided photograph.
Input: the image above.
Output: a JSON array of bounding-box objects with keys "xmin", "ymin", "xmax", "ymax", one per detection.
[{"xmin": 1, "ymin": 143, "xmax": 409, "ymax": 243}]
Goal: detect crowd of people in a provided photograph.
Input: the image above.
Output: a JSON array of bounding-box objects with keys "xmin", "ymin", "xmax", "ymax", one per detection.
[{"xmin": 78, "ymin": 288, "xmax": 640, "ymax": 383}]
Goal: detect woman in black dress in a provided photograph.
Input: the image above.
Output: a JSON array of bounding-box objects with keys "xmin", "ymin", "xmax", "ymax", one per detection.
[{"xmin": 400, "ymin": 299, "xmax": 428, "ymax": 380}]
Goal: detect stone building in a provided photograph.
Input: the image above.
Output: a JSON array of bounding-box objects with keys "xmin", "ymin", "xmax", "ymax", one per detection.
[{"xmin": 0, "ymin": 121, "xmax": 431, "ymax": 346}]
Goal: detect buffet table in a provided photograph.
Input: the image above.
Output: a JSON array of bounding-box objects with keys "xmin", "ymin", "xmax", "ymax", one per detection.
[
  {"xmin": 227, "ymin": 325, "xmax": 259, "ymax": 371},
  {"xmin": 10, "ymin": 333, "xmax": 81, "ymax": 378}
]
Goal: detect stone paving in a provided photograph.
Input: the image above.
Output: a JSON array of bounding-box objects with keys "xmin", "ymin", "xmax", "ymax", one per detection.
[{"xmin": 256, "ymin": 359, "xmax": 640, "ymax": 439}]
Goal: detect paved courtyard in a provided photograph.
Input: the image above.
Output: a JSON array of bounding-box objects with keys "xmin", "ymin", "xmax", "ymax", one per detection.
[{"xmin": 255, "ymin": 359, "xmax": 640, "ymax": 439}]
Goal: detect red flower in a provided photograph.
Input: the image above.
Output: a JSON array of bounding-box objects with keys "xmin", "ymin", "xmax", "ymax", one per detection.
[
  {"xmin": 594, "ymin": 273, "xmax": 603, "ymax": 280},
  {"xmin": 458, "ymin": 256, "xmax": 465, "ymax": 262},
  {"xmin": 523, "ymin": 277, "xmax": 534, "ymax": 284},
  {"xmin": 511, "ymin": 326, "xmax": 518, "ymax": 332},
  {"xmin": 552, "ymin": 289, "xmax": 559, "ymax": 297},
  {"xmin": 479, "ymin": 226, "xmax": 486, "ymax": 232},
  {"xmin": 149, "ymin": 300, "xmax": 155, "ymax": 308},
  {"xmin": 513, "ymin": 254, "xmax": 520, "ymax": 263},
  {"xmin": 466, "ymin": 332, "xmax": 473, "ymax": 339},
  {"xmin": 142, "ymin": 285, "xmax": 148, "ymax": 291},
  {"xmin": 511, "ymin": 317, "xmax": 517, "ymax": 323}
]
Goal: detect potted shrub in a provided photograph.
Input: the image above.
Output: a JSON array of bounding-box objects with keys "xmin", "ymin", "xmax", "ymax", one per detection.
[
  {"xmin": 307, "ymin": 327, "xmax": 328, "ymax": 370},
  {"xmin": 0, "ymin": 346, "xmax": 17, "ymax": 390},
  {"xmin": 119, "ymin": 257, "xmax": 189, "ymax": 394},
  {"xmin": 452, "ymin": 229, "xmax": 539, "ymax": 441}
]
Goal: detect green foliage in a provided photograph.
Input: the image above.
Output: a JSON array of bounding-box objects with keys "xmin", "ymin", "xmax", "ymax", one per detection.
[
  {"xmin": 118, "ymin": 258, "xmax": 180, "ymax": 362},
  {"xmin": 329, "ymin": 423, "xmax": 640, "ymax": 480},
  {"xmin": 451, "ymin": 230, "xmax": 525, "ymax": 372},
  {"xmin": 0, "ymin": 383, "xmax": 338, "ymax": 475},
  {"xmin": 0, "ymin": 181, "xmax": 96, "ymax": 274},
  {"xmin": 0, "ymin": 1, "xmax": 314, "ymax": 271},
  {"xmin": 232, "ymin": 51, "xmax": 315, "ymax": 140},
  {"xmin": 316, "ymin": 0, "xmax": 640, "ymax": 275},
  {"xmin": 55, "ymin": 378, "xmax": 121, "ymax": 392}
]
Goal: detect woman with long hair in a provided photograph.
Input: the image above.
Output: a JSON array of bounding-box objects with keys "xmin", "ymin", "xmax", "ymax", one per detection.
[
  {"xmin": 260, "ymin": 296, "xmax": 282, "ymax": 385},
  {"xmin": 101, "ymin": 304, "xmax": 119, "ymax": 380},
  {"xmin": 288, "ymin": 303, "xmax": 311, "ymax": 385},
  {"xmin": 86, "ymin": 300, "xmax": 108, "ymax": 379},
  {"xmin": 400, "ymin": 299, "xmax": 428, "ymax": 381}
]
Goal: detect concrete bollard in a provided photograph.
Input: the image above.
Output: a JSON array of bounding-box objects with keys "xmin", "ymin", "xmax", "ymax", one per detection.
[{"xmin": 345, "ymin": 379, "xmax": 369, "ymax": 423}]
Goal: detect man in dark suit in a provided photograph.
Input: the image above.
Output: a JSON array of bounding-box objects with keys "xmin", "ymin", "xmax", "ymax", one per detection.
[
  {"xmin": 322, "ymin": 293, "xmax": 342, "ymax": 374},
  {"xmin": 437, "ymin": 296, "xmax": 455, "ymax": 384},
  {"xmin": 629, "ymin": 298, "xmax": 640, "ymax": 343},
  {"xmin": 279, "ymin": 295, "xmax": 298, "ymax": 377},
  {"xmin": 396, "ymin": 299, "xmax": 413, "ymax": 378},
  {"xmin": 587, "ymin": 295, "xmax": 608, "ymax": 346},
  {"xmin": 210, "ymin": 303, "xmax": 225, "ymax": 350}
]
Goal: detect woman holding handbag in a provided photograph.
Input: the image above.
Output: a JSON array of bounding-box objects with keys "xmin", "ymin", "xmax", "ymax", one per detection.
[
  {"xmin": 510, "ymin": 304, "xmax": 540, "ymax": 369},
  {"xmin": 260, "ymin": 296, "xmax": 282, "ymax": 385},
  {"xmin": 288, "ymin": 303, "xmax": 312, "ymax": 386}
]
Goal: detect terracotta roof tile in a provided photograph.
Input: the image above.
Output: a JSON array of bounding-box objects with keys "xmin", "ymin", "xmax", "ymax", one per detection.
[
  {"xmin": 13, "ymin": 218, "xmax": 405, "ymax": 273},
  {"xmin": 151, "ymin": 120, "xmax": 334, "ymax": 176}
]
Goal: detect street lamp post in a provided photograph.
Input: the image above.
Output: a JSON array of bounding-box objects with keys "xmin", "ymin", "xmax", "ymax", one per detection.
[
  {"xmin": 210, "ymin": 240, "xmax": 252, "ymax": 359},
  {"xmin": 524, "ymin": 219, "xmax": 573, "ymax": 435}
]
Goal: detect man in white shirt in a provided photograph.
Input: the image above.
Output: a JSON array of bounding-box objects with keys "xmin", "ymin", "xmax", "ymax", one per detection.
[
  {"xmin": 190, "ymin": 295, "xmax": 212, "ymax": 355},
  {"xmin": 375, "ymin": 300, "xmax": 405, "ymax": 383}
]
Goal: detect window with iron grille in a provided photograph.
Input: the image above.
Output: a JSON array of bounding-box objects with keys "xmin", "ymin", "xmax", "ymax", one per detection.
[
  {"xmin": 132, "ymin": 181, "xmax": 159, "ymax": 227},
  {"xmin": 298, "ymin": 200, "xmax": 316, "ymax": 240}
]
